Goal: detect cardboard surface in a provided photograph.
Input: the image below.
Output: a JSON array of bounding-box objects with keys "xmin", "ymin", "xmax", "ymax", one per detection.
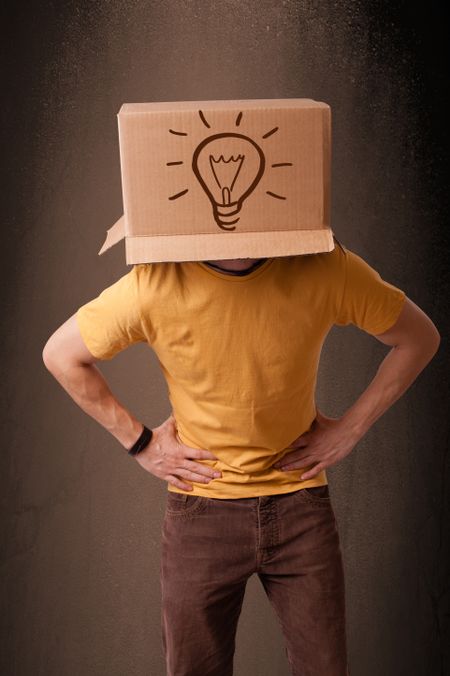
[{"xmin": 99, "ymin": 99, "xmax": 334, "ymax": 263}]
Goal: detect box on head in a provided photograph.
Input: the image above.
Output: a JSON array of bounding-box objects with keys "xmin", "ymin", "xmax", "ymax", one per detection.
[{"xmin": 99, "ymin": 98, "xmax": 335, "ymax": 264}]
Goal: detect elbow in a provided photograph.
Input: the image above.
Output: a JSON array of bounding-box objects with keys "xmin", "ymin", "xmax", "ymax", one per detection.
[
  {"xmin": 430, "ymin": 328, "xmax": 441, "ymax": 356},
  {"xmin": 415, "ymin": 325, "xmax": 441, "ymax": 364},
  {"xmin": 426, "ymin": 319, "xmax": 441, "ymax": 355},
  {"xmin": 42, "ymin": 336, "xmax": 59, "ymax": 372},
  {"xmin": 395, "ymin": 323, "xmax": 441, "ymax": 364},
  {"xmin": 42, "ymin": 342, "xmax": 53, "ymax": 372},
  {"xmin": 415, "ymin": 315, "xmax": 441, "ymax": 359}
]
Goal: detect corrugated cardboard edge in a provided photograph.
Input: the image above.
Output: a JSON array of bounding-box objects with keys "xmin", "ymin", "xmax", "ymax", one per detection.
[
  {"xmin": 98, "ymin": 215, "xmax": 125, "ymax": 255},
  {"xmin": 124, "ymin": 228, "xmax": 335, "ymax": 264},
  {"xmin": 118, "ymin": 99, "xmax": 329, "ymax": 114},
  {"xmin": 322, "ymin": 106, "xmax": 331, "ymax": 227}
]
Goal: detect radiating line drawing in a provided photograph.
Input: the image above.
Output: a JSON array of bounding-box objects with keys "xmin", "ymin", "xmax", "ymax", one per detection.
[{"xmin": 167, "ymin": 110, "xmax": 293, "ymax": 231}]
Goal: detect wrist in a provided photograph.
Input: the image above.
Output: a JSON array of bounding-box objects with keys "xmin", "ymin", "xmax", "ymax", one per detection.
[
  {"xmin": 127, "ymin": 425, "xmax": 153, "ymax": 457},
  {"xmin": 339, "ymin": 409, "xmax": 369, "ymax": 442},
  {"xmin": 112, "ymin": 418, "xmax": 147, "ymax": 450}
]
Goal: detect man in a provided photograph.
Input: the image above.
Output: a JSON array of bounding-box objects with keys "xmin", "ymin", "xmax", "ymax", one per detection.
[{"xmin": 42, "ymin": 239, "xmax": 440, "ymax": 675}]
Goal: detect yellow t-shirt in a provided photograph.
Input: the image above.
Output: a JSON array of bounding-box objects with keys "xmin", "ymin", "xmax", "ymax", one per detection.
[{"xmin": 76, "ymin": 244, "xmax": 406, "ymax": 499}]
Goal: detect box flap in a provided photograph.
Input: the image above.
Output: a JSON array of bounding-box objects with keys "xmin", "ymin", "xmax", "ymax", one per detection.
[{"xmin": 98, "ymin": 215, "xmax": 125, "ymax": 255}]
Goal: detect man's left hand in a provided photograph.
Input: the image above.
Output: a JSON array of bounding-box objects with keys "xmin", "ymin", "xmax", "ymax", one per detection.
[{"xmin": 272, "ymin": 409, "xmax": 361, "ymax": 480}]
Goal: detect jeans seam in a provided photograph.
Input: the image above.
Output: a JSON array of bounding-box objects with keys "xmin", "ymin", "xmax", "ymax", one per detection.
[
  {"xmin": 296, "ymin": 486, "xmax": 332, "ymax": 507},
  {"xmin": 165, "ymin": 495, "xmax": 209, "ymax": 517}
]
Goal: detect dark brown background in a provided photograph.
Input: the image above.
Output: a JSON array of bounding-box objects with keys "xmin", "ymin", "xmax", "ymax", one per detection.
[{"xmin": 1, "ymin": 1, "xmax": 449, "ymax": 675}]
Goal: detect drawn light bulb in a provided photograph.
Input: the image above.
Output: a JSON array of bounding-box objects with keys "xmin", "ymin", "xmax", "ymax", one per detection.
[{"xmin": 192, "ymin": 132, "xmax": 265, "ymax": 231}]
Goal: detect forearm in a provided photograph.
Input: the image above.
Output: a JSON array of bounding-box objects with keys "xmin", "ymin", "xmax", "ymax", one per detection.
[
  {"xmin": 45, "ymin": 359, "xmax": 143, "ymax": 449},
  {"xmin": 341, "ymin": 341, "xmax": 439, "ymax": 440}
]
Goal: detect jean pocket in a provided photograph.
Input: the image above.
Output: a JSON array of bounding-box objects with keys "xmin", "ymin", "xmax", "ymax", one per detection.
[
  {"xmin": 295, "ymin": 484, "xmax": 331, "ymax": 506},
  {"xmin": 165, "ymin": 491, "xmax": 209, "ymax": 517}
]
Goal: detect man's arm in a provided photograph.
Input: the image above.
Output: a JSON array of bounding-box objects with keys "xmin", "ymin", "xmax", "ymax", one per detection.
[
  {"xmin": 339, "ymin": 296, "xmax": 440, "ymax": 439},
  {"xmin": 42, "ymin": 314, "xmax": 144, "ymax": 449},
  {"xmin": 42, "ymin": 315, "xmax": 221, "ymax": 489},
  {"xmin": 274, "ymin": 297, "xmax": 441, "ymax": 478}
]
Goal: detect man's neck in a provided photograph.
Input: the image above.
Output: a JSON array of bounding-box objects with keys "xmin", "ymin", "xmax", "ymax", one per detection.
[{"xmin": 203, "ymin": 258, "xmax": 264, "ymax": 272}]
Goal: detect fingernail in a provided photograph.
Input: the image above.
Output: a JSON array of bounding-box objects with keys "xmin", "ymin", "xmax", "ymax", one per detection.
[{"xmin": 213, "ymin": 472, "xmax": 221, "ymax": 478}]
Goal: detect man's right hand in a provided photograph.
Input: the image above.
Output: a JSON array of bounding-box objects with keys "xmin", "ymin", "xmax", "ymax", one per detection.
[{"xmin": 134, "ymin": 414, "xmax": 222, "ymax": 491}]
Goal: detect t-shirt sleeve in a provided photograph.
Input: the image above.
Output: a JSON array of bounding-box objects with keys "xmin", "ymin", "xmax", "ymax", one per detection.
[
  {"xmin": 75, "ymin": 266, "xmax": 147, "ymax": 360},
  {"xmin": 334, "ymin": 248, "xmax": 407, "ymax": 335}
]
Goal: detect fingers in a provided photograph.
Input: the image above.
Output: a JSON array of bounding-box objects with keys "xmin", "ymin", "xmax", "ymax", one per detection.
[
  {"xmin": 173, "ymin": 465, "xmax": 219, "ymax": 484},
  {"xmin": 276, "ymin": 461, "xmax": 325, "ymax": 478},
  {"xmin": 300, "ymin": 463, "xmax": 326, "ymax": 480},
  {"xmin": 175, "ymin": 435, "xmax": 221, "ymax": 476},
  {"xmin": 275, "ymin": 454, "xmax": 315, "ymax": 470},
  {"xmin": 174, "ymin": 440, "xmax": 221, "ymax": 479},
  {"xmin": 152, "ymin": 420, "xmax": 222, "ymax": 486},
  {"xmin": 175, "ymin": 432, "xmax": 218, "ymax": 460},
  {"xmin": 275, "ymin": 461, "xmax": 312, "ymax": 471},
  {"xmin": 165, "ymin": 463, "xmax": 220, "ymax": 491},
  {"xmin": 182, "ymin": 458, "xmax": 221, "ymax": 480},
  {"xmin": 290, "ymin": 437, "xmax": 309, "ymax": 449},
  {"xmin": 187, "ymin": 447, "xmax": 220, "ymax": 460},
  {"xmin": 165, "ymin": 463, "xmax": 220, "ymax": 492},
  {"xmin": 166, "ymin": 475, "xmax": 194, "ymax": 491},
  {"xmin": 164, "ymin": 462, "xmax": 220, "ymax": 492}
]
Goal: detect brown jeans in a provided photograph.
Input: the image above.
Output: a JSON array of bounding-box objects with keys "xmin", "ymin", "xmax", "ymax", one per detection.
[{"xmin": 160, "ymin": 486, "xmax": 349, "ymax": 676}]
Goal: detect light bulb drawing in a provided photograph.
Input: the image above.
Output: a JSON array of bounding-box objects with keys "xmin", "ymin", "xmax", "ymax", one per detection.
[
  {"xmin": 167, "ymin": 110, "xmax": 293, "ymax": 231},
  {"xmin": 192, "ymin": 133, "xmax": 265, "ymax": 230}
]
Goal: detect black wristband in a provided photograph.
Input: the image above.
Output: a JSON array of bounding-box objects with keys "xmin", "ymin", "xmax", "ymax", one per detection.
[{"xmin": 127, "ymin": 425, "xmax": 153, "ymax": 456}]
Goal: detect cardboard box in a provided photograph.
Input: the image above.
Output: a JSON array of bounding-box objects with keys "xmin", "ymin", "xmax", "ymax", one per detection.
[{"xmin": 99, "ymin": 98, "xmax": 334, "ymax": 263}]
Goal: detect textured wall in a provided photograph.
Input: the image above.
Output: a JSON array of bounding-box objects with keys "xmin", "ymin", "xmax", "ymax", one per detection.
[{"xmin": 1, "ymin": 1, "xmax": 449, "ymax": 675}]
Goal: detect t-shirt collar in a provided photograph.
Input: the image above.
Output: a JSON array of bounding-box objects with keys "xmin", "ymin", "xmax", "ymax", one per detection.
[{"xmin": 201, "ymin": 258, "xmax": 269, "ymax": 276}]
